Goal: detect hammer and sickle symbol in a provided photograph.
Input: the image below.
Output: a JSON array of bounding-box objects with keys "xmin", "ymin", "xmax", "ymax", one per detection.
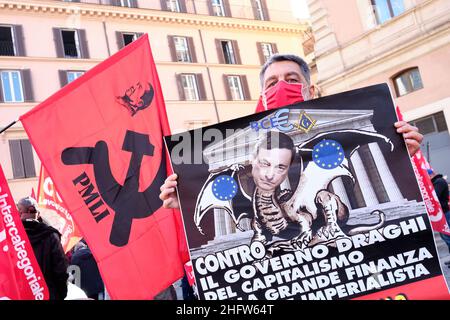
[{"xmin": 61, "ymin": 130, "xmax": 166, "ymax": 247}]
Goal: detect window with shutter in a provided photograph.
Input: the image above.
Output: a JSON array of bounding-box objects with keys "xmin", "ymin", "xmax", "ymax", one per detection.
[
  {"xmin": 166, "ymin": 0, "xmax": 181, "ymax": 12},
  {"xmin": 116, "ymin": 31, "xmax": 125, "ymax": 50},
  {"xmin": 260, "ymin": 43, "xmax": 274, "ymax": 63},
  {"xmin": 211, "ymin": 0, "xmax": 226, "ymax": 17},
  {"xmin": 227, "ymin": 75, "xmax": 244, "ymax": 101},
  {"xmin": 77, "ymin": 29, "xmax": 89, "ymax": 59},
  {"xmin": 254, "ymin": 0, "xmax": 265, "ymax": 20},
  {"xmin": 176, "ymin": 74, "xmax": 186, "ymax": 100},
  {"xmin": 61, "ymin": 30, "xmax": 80, "ymax": 58},
  {"xmin": 119, "ymin": 0, "xmax": 136, "ymax": 7},
  {"xmin": 0, "ymin": 70, "xmax": 24, "ymax": 103},
  {"xmin": 9, "ymin": 140, "xmax": 25, "ymax": 179},
  {"xmin": 122, "ymin": 33, "xmax": 138, "ymax": 47},
  {"xmin": 0, "ymin": 26, "xmax": 15, "ymax": 56},
  {"xmin": 53, "ymin": 28, "xmax": 64, "ymax": 58},
  {"xmin": 187, "ymin": 37, "xmax": 197, "ymax": 63},
  {"xmin": 410, "ymin": 112, "xmax": 448, "ymax": 135},
  {"xmin": 240, "ymin": 75, "xmax": 251, "ymax": 100},
  {"xmin": 371, "ymin": 0, "xmax": 405, "ymax": 24},
  {"xmin": 392, "ymin": 67, "xmax": 423, "ymax": 97},
  {"xmin": 219, "ymin": 40, "xmax": 237, "ymax": 64},
  {"xmin": 21, "ymin": 140, "xmax": 36, "ymax": 178},
  {"xmin": 180, "ymin": 74, "xmax": 200, "ymax": 101},
  {"xmin": 196, "ymin": 74, "xmax": 206, "ymax": 100},
  {"xmin": 9, "ymin": 139, "xmax": 35, "ymax": 179},
  {"xmin": 21, "ymin": 69, "xmax": 34, "ymax": 102},
  {"xmin": 173, "ymin": 37, "xmax": 191, "ymax": 62},
  {"xmin": 13, "ymin": 25, "xmax": 25, "ymax": 56},
  {"xmin": 67, "ymin": 71, "xmax": 85, "ymax": 84}
]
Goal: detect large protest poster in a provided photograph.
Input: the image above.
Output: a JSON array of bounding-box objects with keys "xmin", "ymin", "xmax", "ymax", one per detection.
[{"xmin": 165, "ymin": 84, "xmax": 450, "ymax": 300}]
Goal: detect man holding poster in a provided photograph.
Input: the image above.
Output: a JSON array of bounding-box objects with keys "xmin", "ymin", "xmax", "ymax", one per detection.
[
  {"xmin": 161, "ymin": 54, "xmax": 450, "ymax": 300},
  {"xmin": 160, "ymin": 54, "xmax": 423, "ymax": 209}
]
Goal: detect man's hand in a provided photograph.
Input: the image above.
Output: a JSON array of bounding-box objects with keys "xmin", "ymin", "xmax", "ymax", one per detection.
[
  {"xmin": 159, "ymin": 174, "xmax": 180, "ymax": 209},
  {"xmin": 395, "ymin": 121, "xmax": 423, "ymax": 156}
]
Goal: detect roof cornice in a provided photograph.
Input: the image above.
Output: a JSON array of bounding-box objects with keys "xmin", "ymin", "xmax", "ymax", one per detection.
[{"xmin": 0, "ymin": 0, "xmax": 309, "ymax": 34}]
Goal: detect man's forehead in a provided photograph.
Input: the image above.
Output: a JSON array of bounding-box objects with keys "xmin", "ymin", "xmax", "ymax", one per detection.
[
  {"xmin": 258, "ymin": 147, "xmax": 292, "ymax": 161},
  {"xmin": 264, "ymin": 61, "xmax": 304, "ymax": 81}
]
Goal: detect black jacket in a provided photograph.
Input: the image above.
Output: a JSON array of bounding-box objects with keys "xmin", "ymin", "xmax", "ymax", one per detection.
[
  {"xmin": 70, "ymin": 247, "xmax": 104, "ymax": 298},
  {"xmin": 431, "ymin": 174, "xmax": 450, "ymax": 213},
  {"xmin": 22, "ymin": 220, "xmax": 69, "ymax": 300}
]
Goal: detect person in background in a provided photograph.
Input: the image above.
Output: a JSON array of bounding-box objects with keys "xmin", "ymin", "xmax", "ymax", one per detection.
[
  {"xmin": 154, "ymin": 284, "xmax": 177, "ymax": 300},
  {"xmin": 428, "ymin": 169, "xmax": 450, "ymax": 266},
  {"xmin": 17, "ymin": 197, "xmax": 68, "ymax": 300},
  {"xmin": 181, "ymin": 273, "xmax": 196, "ymax": 300},
  {"xmin": 70, "ymin": 240, "xmax": 105, "ymax": 300}
]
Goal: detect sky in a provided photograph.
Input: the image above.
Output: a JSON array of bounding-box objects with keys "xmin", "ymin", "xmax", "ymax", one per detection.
[{"xmin": 291, "ymin": 0, "xmax": 311, "ymax": 19}]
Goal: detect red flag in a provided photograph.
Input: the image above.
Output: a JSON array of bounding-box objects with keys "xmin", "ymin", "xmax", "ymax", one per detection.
[
  {"xmin": 354, "ymin": 276, "xmax": 449, "ymax": 300},
  {"xmin": 0, "ymin": 165, "xmax": 49, "ymax": 300},
  {"xmin": 397, "ymin": 107, "xmax": 450, "ymax": 235},
  {"xmin": 184, "ymin": 261, "xmax": 195, "ymax": 286},
  {"xmin": 255, "ymin": 98, "xmax": 265, "ymax": 113},
  {"xmin": 20, "ymin": 35, "xmax": 188, "ymax": 299},
  {"xmin": 36, "ymin": 165, "xmax": 82, "ymax": 253},
  {"xmin": 30, "ymin": 188, "xmax": 36, "ymax": 200}
]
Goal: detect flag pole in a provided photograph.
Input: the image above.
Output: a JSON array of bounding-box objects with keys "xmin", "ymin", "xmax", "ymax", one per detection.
[{"xmin": 0, "ymin": 120, "xmax": 18, "ymax": 134}]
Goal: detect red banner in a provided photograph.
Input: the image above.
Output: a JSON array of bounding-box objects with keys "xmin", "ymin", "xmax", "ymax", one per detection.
[
  {"xmin": 36, "ymin": 166, "xmax": 82, "ymax": 253},
  {"xmin": 0, "ymin": 165, "xmax": 49, "ymax": 300},
  {"xmin": 184, "ymin": 261, "xmax": 195, "ymax": 286},
  {"xmin": 20, "ymin": 35, "xmax": 188, "ymax": 299},
  {"xmin": 396, "ymin": 107, "xmax": 450, "ymax": 235},
  {"xmin": 354, "ymin": 276, "xmax": 449, "ymax": 300}
]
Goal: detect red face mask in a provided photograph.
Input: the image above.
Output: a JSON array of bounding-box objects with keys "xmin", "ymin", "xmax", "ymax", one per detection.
[{"xmin": 256, "ymin": 80, "xmax": 308, "ymax": 112}]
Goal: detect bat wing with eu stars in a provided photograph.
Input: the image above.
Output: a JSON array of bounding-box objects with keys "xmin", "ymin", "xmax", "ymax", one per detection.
[
  {"xmin": 277, "ymin": 129, "xmax": 393, "ymax": 250},
  {"xmin": 284, "ymin": 129, "xmax": 394, "ymax": 220},
  {"xmin": 194, "ymin": 164, "xmax": 253, "ymax": 235}
]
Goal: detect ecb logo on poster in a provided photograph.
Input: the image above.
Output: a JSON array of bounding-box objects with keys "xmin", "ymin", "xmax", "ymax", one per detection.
[
  {"xmin": 250, "ymin": 108, "xmax": 316, "ymax": 133},
  {"xmin": 250, "ymin": 109, "xmax": 293, "ymax": 132}
]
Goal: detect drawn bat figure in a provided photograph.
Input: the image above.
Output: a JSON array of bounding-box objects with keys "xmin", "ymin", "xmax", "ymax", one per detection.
[
  {"xmin": 194, "ymin": 164, "xmax": 252, "ymax": 235},
  {"xmin": 194, "ymin": 129, "xmax": 394, "ymax": 254}
]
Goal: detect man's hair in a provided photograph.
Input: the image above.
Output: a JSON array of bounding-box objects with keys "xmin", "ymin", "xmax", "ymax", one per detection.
[
  {"xmin": 255, "ymin": 131, "xmax": 296, "ymax": 163},
  {"xmin": 17, "ymin": 197, "xmax": 38, "ymax": 213},
  {"xmin": 259, "ymin": 54, "xmax": 311, "ymax": 89}
]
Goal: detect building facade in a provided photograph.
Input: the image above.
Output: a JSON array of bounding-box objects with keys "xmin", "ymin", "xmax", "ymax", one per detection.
[
  {"xmin": 307, "ymin": 0, "xmax": 450, "ymax": 177},
  {"xmin": 0, "ymin": 0, "xmax": 310, "ymax": 199}
]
